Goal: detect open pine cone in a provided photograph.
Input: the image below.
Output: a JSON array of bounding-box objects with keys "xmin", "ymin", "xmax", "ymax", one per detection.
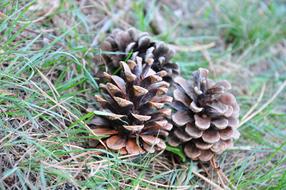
[
  {"xmin": 89, "ymin": 57, "xmax": 173, "ymax": 155},
  {"xmin": 168, "ymin": 68, "xmax": 240, "ymax": 162},
  {"xmin": 101, "ymin": 28, "xmax": 179, "ymax": 81}
]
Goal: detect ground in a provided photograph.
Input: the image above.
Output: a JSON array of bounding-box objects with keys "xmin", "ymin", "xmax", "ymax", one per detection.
[{"xmin": 0, "ymin": 0, "xmax": 286, "ymax": 189}]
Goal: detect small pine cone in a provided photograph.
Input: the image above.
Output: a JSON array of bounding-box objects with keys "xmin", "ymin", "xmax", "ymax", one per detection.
[
  {"xmin": 101, "ymin": 28, "xmax": 179, "ymax": 81},
  {"xmin": 168, "ymin": 68, "xmax": 240, "ymax": 162},
  {"xmin": 89, "ymin": 57, "xmax": 173, "ymax": 155}
]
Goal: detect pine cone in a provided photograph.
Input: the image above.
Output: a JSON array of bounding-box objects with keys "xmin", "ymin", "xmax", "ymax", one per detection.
[
  {"xmin": 101, "ymin": 28, "xmax": 179, "ymax": 81},
  {"xmin": 168, "ymin": 68, "xmax": 240, "ymax": 162},
  {"xmin": 89, "ymin": 57, "xmax": 173, "ymax": 155}
]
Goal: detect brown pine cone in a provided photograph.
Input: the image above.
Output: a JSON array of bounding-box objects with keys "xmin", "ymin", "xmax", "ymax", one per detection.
[
  {"xmin": 89, "ymin": 57, "xmax": 173, "ymax": 155},
  {"xmin": 168, "ymin": 68, "xmax": 240, "ymax": 162},
  {"xmin": 100, "ymin": 28, "xmax": 179, "ymax": 81}
]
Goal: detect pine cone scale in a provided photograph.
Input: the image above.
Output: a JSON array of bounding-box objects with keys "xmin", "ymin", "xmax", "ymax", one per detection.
[
  {"xmin": 185, "ymin": 124, "xmax": 203, "ymax": 138},
  {"xmin": 126, "ymin": 139, "xmax": 144, "ymax": 155},
  {"xmin": 202, "ymin": 129, "xmax": 220, "ymax": 144},
  {"xmin": 194, "ymin": 114, "xmax": 211, "ymax": 130},
  {"xmin": 199, "ymin": 150, "xmax": 214, "ymax": 162},
  {"xmin": 212, "ymin": 118, "xmax": 228, "ymax": 129},
  {"xmin": 106, "ymin": 135, "xmax": 127, "ymax": 150},
  {"xmin": 92, "ymin": 127, "xmax": 118, "ymax": 135},
  {"xmin": 172, "ymin": 111, "xmax": 193, "ymax": 126},
  {"xmin": 184, "ymin": 143, "xmax": 201, "ymax": 160},
  {"xmin": 219, "ymin": 127, "xmax": 234, "ymax": 140}
]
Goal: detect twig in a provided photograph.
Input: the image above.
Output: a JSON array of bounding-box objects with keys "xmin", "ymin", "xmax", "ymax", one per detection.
[
  {"xmin": 192, "ymin": 170, "xmax": 225, "ymax": 190},
  {"xmin": 199, "ymin": 162, "xmax": 211, "ymax": 177},
  {"xmin": 211, "ymin": 158, "xmax": 235, "ymax": 190}
]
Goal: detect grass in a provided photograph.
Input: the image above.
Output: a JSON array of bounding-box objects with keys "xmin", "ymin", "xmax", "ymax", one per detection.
[{"xmin": 0, "ymin": 0, "xmax": 286, "ymax": 189}]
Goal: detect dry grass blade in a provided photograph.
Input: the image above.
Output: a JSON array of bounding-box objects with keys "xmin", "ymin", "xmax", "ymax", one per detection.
[
  {"xmin": 37, "ymin": 68, "xmax": 60, "ymax": 99},
  {"xmin": 30, "ymin": 81, "xmax": 107, "ymax": 148},
  {"xmin": 241, "ymin": 84, "xmax": 266, "ymax": 121},
  {"xmin": 112, "ymin": 169, "xmax": 192, "ymax": 189},
  {"xmin": 169, "ymin": 42, "xmax": 215, "ymax": 52},
  {"xmin": 26, "ymin": 0, "xmax": 60, "ymax": 23},
  {"xmin": 240, "ymin": 80, "xmax": 286, "ymax": 127},
  {"xmin": 201, "ymin": 48, "xmax": 215, "ymax": 75}
]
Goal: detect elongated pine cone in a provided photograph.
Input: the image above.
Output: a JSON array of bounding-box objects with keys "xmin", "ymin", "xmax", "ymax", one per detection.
[
  {"xmin": 90, "ymin": 57, "xmax": 173, "ymax": 155},
  {"xmin": 101, "ymin": 28, "xmax": 179, "ymax": 81},
  {"xmin": 168, "ymin": 68, "xmax": 240, "ymax": 162}
]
